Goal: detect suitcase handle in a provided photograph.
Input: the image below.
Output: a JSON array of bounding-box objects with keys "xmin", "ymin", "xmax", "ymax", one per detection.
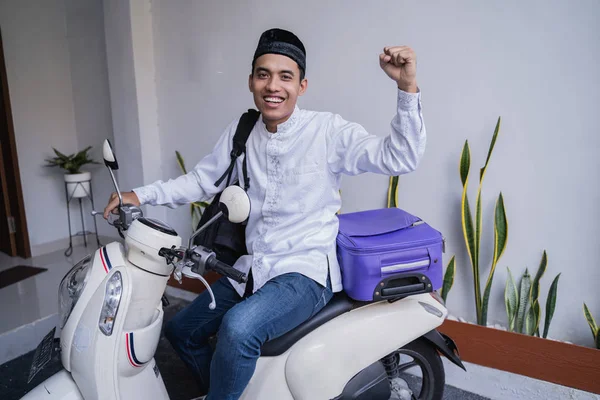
[
  {"xmin": 381, "ymin": 283, "xmax": 426, "ymax": 297},
  {"xmin": 373, "ymin": 273, "xmax": 433, "ymax": 301}
]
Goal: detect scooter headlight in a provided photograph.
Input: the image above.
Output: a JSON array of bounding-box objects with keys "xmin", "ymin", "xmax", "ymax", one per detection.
[
  {"xmin": 99, "ymin": 271, "xmax": 123, "ymax": 336},
  {"xmin": 59, "ymin": 255, "xmax": 92, "ymax": 328}
]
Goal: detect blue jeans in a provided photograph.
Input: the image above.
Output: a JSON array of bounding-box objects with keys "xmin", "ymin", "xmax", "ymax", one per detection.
[{"xmin": 164, "ymin": 272, "xmax": 333, "ymax": 400}]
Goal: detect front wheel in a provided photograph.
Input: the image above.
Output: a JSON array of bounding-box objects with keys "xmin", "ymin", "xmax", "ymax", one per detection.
[{"xmin": 384, "ymin": 338, "xmax": 445, "ymax": 400}]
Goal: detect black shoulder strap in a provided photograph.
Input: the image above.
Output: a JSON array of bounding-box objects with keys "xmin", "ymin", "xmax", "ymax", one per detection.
[{"xmin": 214, "ymin": 109, "xmax": 260, "ymax": 189}]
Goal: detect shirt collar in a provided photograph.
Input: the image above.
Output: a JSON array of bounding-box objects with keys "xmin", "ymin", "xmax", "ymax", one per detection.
[{"xmin": 260, "ymin": 105, "xmax": 301, "ymax": 137}]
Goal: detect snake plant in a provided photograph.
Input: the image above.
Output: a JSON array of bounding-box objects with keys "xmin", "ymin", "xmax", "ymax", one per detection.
[
  {"xmin": 505, "ymin": 251, "xmax": 560, "ymax": 337},
  {"xmin": 440, "ymin": 256, "xmax": 456, "ymax": 303},
  {"xmin": 387, "ymin": 176, "xmax": 400, "ymax": 208},
  {"xmin": 583, "ymin": 304, "xmax": 600, "ymax": 349},
  {"xmin": 460, "ymin": 117, "xmax": 508, "ymax": 326},
  {"xmin": 175, "ymin": 151, "xmax": 210, "ymax": 230}
]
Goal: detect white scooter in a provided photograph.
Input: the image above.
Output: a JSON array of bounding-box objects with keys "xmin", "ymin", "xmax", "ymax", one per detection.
[{"xmin": 22, "ymin": 139, "xmax": 465, "ymax": 400}]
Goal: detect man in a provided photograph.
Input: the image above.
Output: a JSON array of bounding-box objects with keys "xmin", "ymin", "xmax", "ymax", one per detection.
[{"xmin": 104, "ymin": 28, "xmax": 426, "ymax": 400}]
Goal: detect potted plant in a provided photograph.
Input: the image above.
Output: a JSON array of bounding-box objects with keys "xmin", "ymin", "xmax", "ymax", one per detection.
[{"xmin": 45, "ymin": 146, "xmax": 99, "ymax": 198}]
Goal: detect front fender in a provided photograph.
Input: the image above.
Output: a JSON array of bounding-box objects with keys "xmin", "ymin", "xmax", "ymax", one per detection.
[{"xmin": 21, "ymin": 369, "xmax": 83, "ymax": 399}]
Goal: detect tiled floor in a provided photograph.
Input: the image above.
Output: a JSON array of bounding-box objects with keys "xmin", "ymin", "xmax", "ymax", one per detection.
[{"xmin": 0, "ymin": 241, "xmax": 107, "ymax": 364}]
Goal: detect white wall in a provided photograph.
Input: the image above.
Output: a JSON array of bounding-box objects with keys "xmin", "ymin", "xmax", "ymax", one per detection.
[
  {"xmin": 0, "ymin": 0, "xmax": 116, "ymax": 253},
  {"xmin": 103, "ymin": 0, "xmax": 166, "ymax": 222},
  {"xmin": 0, "ymin": 0, "xmax": 78, "ymax": 249},
  {"xmin": 65, "ymin": 0, "xmax": 118, "ymax": 240},
  {"xmin": 103, "ymin": 0, "xmax": 143, "ymax": 195},
  {"xmin": 149, "ymin": 0, "xmax": 600, "ymax": 349}
]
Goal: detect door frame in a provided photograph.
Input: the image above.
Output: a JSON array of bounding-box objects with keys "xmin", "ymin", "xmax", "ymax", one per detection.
[{"xmin": 0, "ymin": 27, "xmax": 31, "ymax": 258}]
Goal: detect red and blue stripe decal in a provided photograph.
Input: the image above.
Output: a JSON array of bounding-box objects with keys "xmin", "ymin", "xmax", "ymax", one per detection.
[
  {"xmin": 100, "ymin": 247, "xmax": 112, "ymax": 274},
  {"xmin": 125, "ymin": 332, "xmax": 146, "ymax": 368}
]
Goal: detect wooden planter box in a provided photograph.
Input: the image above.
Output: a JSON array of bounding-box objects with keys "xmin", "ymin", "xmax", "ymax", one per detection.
[{"xmin": 438, "ymin": 319, "xmax": 600, "ymax": 394}]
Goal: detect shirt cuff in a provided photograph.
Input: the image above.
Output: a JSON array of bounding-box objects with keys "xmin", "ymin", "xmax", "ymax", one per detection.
[
  {"xmin": 132, "ymin": 186, "xmax": 154, "ymax": 205},
  {"xmin": 397, "ymin": 87, "xmax": 420, "ymax": 111}
]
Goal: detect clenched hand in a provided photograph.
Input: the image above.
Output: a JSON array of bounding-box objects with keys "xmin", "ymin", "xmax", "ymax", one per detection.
[
  {"xmin": 103, "ymin": 191, "xmax": 140, "ymax": 219},
  {"xmin": 379, "ymin": 46, "xmax": 418, "ymax": 93}
]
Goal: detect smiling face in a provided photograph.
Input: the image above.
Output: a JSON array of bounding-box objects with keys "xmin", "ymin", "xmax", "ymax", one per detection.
[{"xmin": 249, "ymin": 53, "xmax": 307, "ymax": 133}]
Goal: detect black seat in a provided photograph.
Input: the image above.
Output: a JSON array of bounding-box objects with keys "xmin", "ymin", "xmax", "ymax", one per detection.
[{"xmin": 260, "ymin": 291, "xmax": 357, "ymax": 357}]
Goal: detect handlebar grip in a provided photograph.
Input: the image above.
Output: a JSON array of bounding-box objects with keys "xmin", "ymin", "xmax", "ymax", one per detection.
[{"xmin": 206, "ymin": 256, "xmax": 247, "ymax": 283}]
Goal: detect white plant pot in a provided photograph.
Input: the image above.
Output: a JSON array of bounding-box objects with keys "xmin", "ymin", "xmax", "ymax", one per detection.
[{"xmin": 64, "ymin": 172, "xmax": 91, "ymax": 198}]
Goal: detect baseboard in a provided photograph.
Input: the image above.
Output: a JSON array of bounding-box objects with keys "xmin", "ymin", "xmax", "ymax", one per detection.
[{"xmin": 31, "ymin": 235, "xmax": 119, "ymax": 257}]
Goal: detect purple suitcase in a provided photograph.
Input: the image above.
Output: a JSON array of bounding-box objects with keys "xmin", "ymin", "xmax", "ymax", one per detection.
[{"xmin": 336, "ymin": 208, "xmax": 445, "ymax": 302}]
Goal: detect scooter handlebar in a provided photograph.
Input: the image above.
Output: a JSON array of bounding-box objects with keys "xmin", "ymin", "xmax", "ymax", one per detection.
[{"xmin": 206, "ymin": 256, "xmax": 247, "ymax": 283}]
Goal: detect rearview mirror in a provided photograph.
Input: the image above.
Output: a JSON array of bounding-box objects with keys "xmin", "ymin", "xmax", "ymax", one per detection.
[
  {"xmin": 188, "ymin": 185, "xmax": 250, "ymax": 250},
  {"xmin": 103, "ymin": 139, "xmax": 119, "ymax": 170},
  {"xmin": 102, "ymin": 138, "xmax": 123, "ymax": 209},
  {"xmin": 219, "ymin": 185, "xmax": 251, "ymax": 223}
]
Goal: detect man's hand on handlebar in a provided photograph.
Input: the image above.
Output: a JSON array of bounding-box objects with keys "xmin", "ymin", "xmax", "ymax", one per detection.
[{"xmin": 103, "ymin": 191, "xmax": 141, "ymax": 219}]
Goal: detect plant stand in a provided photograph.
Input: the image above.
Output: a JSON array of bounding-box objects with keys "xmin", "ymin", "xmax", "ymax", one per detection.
[{"xmin": 64, "ymin": 178, "xmax": 100, "ymax": 257}]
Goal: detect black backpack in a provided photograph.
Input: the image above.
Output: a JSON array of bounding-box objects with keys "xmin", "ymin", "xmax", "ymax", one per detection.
[{"xmin": 192, "ymin": 109, "xmax": 260, "ymax": 266}]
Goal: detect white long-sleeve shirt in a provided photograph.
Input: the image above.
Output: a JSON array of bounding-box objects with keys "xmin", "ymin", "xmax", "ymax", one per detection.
[{"xmin": 133, "ymin": 88, "xmax": 426, "ymax": 297}]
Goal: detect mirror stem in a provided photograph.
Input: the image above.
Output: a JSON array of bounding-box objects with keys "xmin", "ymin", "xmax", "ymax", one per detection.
[
  {"xmin": 188, "ymin": 211, "xmax": 223, "ymax": 249},
  {"xmin": 107, "ymin": 167, "xmax": 123, "ymax": 206}
]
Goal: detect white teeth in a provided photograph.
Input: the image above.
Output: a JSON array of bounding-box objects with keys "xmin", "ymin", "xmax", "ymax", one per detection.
[{"xmin": 265, "ymin": 97, "xmax": 283, "ymax": 103}]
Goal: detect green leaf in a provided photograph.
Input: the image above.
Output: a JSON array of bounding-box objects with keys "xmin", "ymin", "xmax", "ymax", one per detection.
[
  {"xmin": 525, "ymin": 300, "xmax": 540, "ymax": 336},
  {"xmin": 481, "ymin": 193, "xmax": 508, "ymax": 326},
  {"xmin": 542, "ymin": 273, "xmax": 560, "ymax": 338},
  {"xmin": 583, "ymin": 303, "xmax": 598, "ymax": 340},
  {"xmin": 460, "ymin": 140, "xmax": 470, "ymax": 187},
  {"xmin": 441, "ymin": 256, "xmax": 456, "ymax": 303},
  {"xmin": 175, "ymin": 151, "xmax": 187, "ymax": 174},
  {"xmin": 479, "ymin": 116, "xmax": 501, "ymax": 183},
  {"xmin": 387, "ymin": 176, "xmax": 399, "ymax": 208},
  {"xmin": 462, "ymin": 186, "xmax": 480, "ymax": 322},
  {"xmin": 534, "ymin": 299, "xmax": 541, "ymax": 336},
  {"xmin": 505, "ymin": 267, "xmax": 519, "ymax": 332},
  {"xmin": 492, "ymin": 193, "xmax": 508, "ymax": 264},
  {"xmin": 45, "ymin": 158, "xmax": 60, "ymax": 166},
  {"xmin": 481, "ymin": 269, "xmax": 495, "ymax": 327},
  {"xmin": 52, "ymin": 148, "xmax": 70, "ymax": 160},
  {"xmin": 475, "ymin": 190, "xmax": 482, "ymax": 279},
  {"xmin": 531, "ymin": 250, "xmax": 547, "ymax": 306},
  {"xmin": 516, "ymin": 269, "xmax": 531, "ymax": 333},
  {"xmin": 74, "ymin": 146, "xmax": 92, "ymax": 159}
]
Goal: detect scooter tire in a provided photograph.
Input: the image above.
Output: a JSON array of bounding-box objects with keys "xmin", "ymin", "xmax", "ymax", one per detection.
[{"xmin": 396, "ymin": 337, "xmax": 445, "ymax": 400}]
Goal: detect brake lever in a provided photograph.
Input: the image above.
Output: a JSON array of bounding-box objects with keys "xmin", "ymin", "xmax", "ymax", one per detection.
[
  {"xmin": 181, "ymin": 266, "xmax": 216, "ymax": 310},
  {"xmin": 166, "ymin": 248, "xmax": 192, "ymax": 284}
]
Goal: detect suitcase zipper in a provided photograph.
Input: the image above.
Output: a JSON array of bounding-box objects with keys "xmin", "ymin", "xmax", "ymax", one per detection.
[{"xmin": 338, "ymin": 235, "xmax": 442, "ymax": 253}]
